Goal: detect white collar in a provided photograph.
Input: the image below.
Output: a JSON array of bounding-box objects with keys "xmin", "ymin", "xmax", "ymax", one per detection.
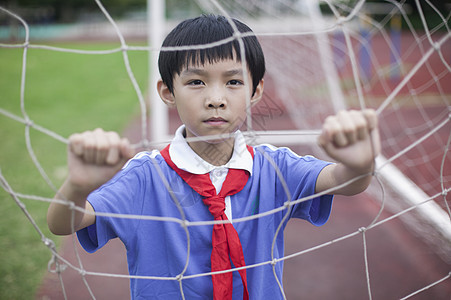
[{"xmin": 168, "ymin": 125, "xmax": 253, "ymax": 175}]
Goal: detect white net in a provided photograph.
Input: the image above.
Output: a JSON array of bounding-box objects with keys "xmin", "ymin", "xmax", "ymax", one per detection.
[{"xmin": 0, "ymin": 0, "xmax": 450, "ymax": 299}]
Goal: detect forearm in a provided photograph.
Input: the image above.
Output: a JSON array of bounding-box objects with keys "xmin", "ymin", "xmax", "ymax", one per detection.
[
  {"xmin": 47, "ymin": 180, "xmax": 94, "ymax": 235},
  {"xmin": 317, "ymin": 162, "xmax": 374, "ymax": 196}
]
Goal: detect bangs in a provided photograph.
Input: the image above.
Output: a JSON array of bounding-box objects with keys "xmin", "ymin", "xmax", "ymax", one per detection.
[{"xmin": 180, "ymin": 42, "xmax": 242, "ymax": 71}]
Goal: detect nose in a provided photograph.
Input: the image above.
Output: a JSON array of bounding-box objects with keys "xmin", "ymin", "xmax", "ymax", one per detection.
[
  {"xmin": 205, "ymin": 88, "xmax": 226, "ymax": 109},
  {"xmin": 207, "ymin": 100, "xmax": 226, "ymax": 109},
  {"xmin": 206, "ymin": 97, "xmax": 226, "ymax": 109}
]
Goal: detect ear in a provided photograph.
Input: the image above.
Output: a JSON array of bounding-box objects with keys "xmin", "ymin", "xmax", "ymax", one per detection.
[
  {"xmin": 157, "ymin": 79, "xmax": 176, "ymax": 108},
  {"xmin": 250, "ymin": 79, "xmax": 264, "ymax": 107}
]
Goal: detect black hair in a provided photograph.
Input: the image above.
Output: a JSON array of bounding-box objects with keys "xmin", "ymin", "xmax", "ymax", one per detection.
[{"xmin": 158, "ymin": 14, "xmax": 265, "ymax": 95}]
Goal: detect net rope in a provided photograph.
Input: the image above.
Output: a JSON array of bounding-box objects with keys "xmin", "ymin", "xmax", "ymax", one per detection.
[{"xmin": 0, "ymin": 0, "xmax": 450, "ymax": 299}]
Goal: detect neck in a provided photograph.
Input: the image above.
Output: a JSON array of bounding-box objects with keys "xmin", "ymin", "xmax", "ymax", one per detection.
[{"xmin": 188, "ymin": 138, "xmax": 235, "ymax": 166}]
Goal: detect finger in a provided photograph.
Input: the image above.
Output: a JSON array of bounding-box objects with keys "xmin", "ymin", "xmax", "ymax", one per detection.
[
  {"xmin": 337, "ymin": 110, "xmax": 358, "ymax": 145},
  {"xmin": 69, "ymin": 133, "xmax": 84, "ymax": 156},
  {"xmin": 322, "ymin": 115, "xmax": 348, "ymax": 147},
  {"xmin": 363, "ymin": 109, "xmax": 378, "ymax": 131},
  {"xmin": 119, "ymin": 137, "xmax": 134, "ymax": 159},
  {"xmin": 318, "ymin": 116, "xmax": 333, "ymax": 148},
  {"xmin": 83, "ymin": 131, "xmax": 97, "ymax": 164},
  {"xmin": 371, "ymin": 128, "xmax": 381, "ymax": 156},
  {"xmin": 364, "ymin": 109, "xmax": 381, "ymax": 156},
  {"xmin": 348, "ymin": 110, "xmax": 368, "ymax": 141},
  {"xmin": 317, "ymin": 130, "xmax": 328, "ymax": 148},
  {"xmin": 105, "ymin": 132, "xmax": 121, "ymax": 165},
  {"xmin": 93, "ymin": 128, "xmax": 110, "ymax": 165}
]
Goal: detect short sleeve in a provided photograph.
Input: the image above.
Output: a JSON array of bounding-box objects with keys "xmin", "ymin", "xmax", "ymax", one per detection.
[
  {"xmin": 286, "ymin": 154, "xmax": 333, "ymax": 226},
  {"xmin": 77, "ymin": 220, "xmax": 99, "ymax": 253},
  {"xmin": 257, "ymin": 145, "xmax": 333, "ymax": 226}
]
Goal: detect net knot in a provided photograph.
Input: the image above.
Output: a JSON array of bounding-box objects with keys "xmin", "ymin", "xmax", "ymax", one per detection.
[
  {"xmin": 283, "ymin": 201, "xmax": 291, "ymax": 209},
  {"xmin": 432, "ymin": 42, "xmax": 440, "ymax": 51},
  {"xmin": 42, "ymin": 237, "xmax": 55, "ymax": 248},
  {"xmin": 181, "ymin": 220, "xmax": 190, "ymax": 229},
  {"xmin": 337, "ymin": 16, "xmax": 346, "ymax": 26},
  {"xmin": 358, "ymin": 227, "xmax": 367, "ymax": 233},
  {"xmin": 176, "ymin": 274, "xmax": 183, "ymax": 282},
  {"xmin": 48, "ymin": 254, "xmax": 67, "ymax": 274},
  {"xmin": 271, "ymin": 258, "xmax": 278, "ymax": 266},
  {"xmin": 68, "ymin": 201, "xmax": 76, "ymax": 210},
  {"xmin": 25, "ymin": 119, "xmax": 34, "ymax": 128}
]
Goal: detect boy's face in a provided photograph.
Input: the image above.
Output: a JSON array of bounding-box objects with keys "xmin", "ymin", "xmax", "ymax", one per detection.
[{"xmin": 158, "ymin": 58, "xmax": 264, "ymax": 144}]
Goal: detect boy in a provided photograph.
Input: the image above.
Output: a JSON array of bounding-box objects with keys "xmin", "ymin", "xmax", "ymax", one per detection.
[{"xmin": 47, "ymin": 14, "xmax": 380, "ymax": 299}]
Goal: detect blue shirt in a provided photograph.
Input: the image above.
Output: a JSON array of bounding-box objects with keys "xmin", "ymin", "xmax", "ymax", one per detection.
[{"xmin": 78, "ymin": 129, "xmax": 333, "ymax": 299}]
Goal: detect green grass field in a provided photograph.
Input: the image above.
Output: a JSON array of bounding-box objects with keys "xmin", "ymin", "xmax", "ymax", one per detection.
[{"xmin": 0, "ymin": 42, "xmax": 148, "ymax": 299}]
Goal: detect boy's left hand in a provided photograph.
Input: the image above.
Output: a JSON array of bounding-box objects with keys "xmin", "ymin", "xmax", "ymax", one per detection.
[{"xmin": 318, "ymin": 109, "xmax": 380, "ymax": 174}]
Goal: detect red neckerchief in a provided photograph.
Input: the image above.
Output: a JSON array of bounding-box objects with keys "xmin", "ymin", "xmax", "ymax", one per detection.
[{"xmin": 160, "ymin": 144, "xmax": 254, "ymax": 300}]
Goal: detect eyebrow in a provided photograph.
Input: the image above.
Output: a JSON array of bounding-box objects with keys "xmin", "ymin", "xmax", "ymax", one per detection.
[
  {"xmin": 223, "ymin": 69, "xmax": 244, "ymax": 77},
  {"xmin": 180, "ymin": 68, "xmax": 206, "ymax": 76},
  {"xmin": 180, "ymin": 68, "xmax": 244, "ymax": 77}
]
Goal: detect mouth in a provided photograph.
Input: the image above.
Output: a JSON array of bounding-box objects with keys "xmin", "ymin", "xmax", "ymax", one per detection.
[{"xmin": 204, "ymin": 117, "xmax": 228, "ymax": 126}]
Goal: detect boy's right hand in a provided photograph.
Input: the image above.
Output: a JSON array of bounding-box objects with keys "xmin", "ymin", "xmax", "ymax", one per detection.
[{"xmin": 67, "ymin": 128, "xmax": 134, "ymax": 195}]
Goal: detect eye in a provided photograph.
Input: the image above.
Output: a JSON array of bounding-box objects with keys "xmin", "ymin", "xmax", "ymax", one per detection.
[
  {"xmin": 228, "ymin": 79, "xmax": 243, "ymax": 86},
  {"xmin": 187, "ymin": 79, "xmax": 204, "ymax": 86}
]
